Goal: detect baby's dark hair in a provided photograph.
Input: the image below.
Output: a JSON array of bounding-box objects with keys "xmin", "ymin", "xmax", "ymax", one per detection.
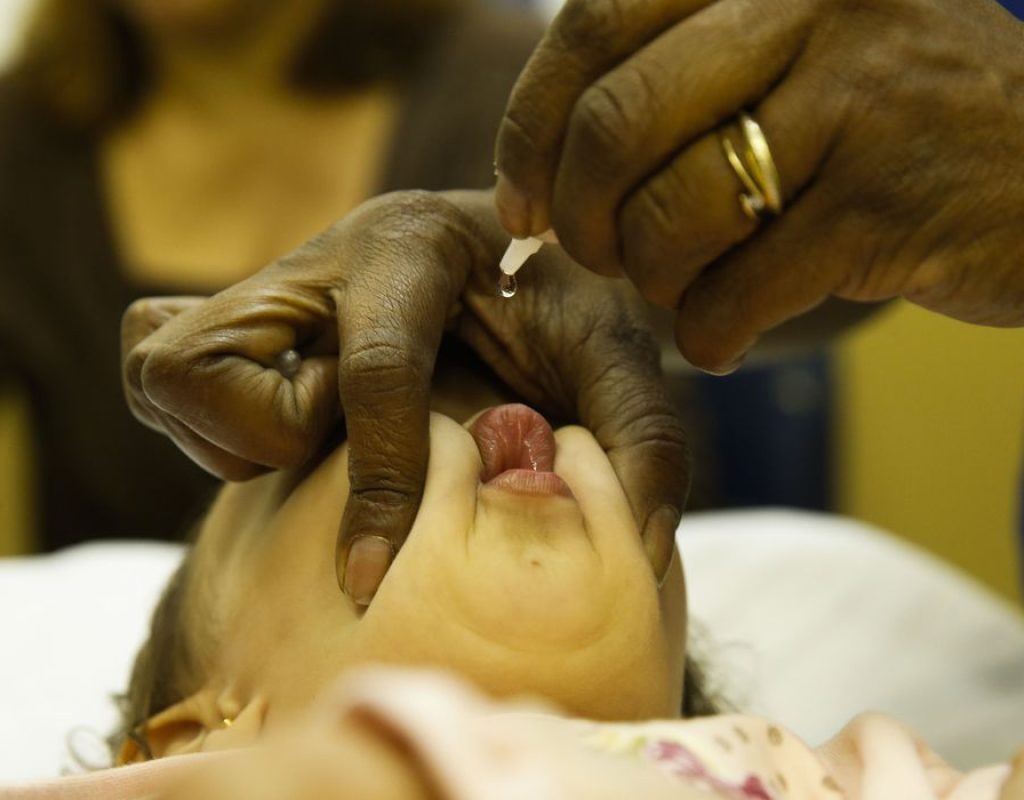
[
  {"xmin": 111, "ymin": 549, "xmax": 208, "ymax": 761},
  {"xmin": 111, "ymin": 553, "xmax": 722, "ymax": 759}
]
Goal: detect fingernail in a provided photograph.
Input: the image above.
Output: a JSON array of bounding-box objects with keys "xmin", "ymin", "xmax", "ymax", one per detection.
[
  {"xmin": 494, "ymin": 172, "xmax": 532, "ymax": 238},
  {"xmin": 699, "ymin": 351, "xmax": 748, "ymax": 377},
  {"xmin": 642, "ymin": 506, "xmax": 681, "ymax": 586},
  {"xmin": 343, "ymin": 535, "xmax": 394, "ymax": 607}
]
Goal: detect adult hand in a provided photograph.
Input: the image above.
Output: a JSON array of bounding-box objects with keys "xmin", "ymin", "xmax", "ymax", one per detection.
[
  {"xmin": 495, "ymin": 0, "xmax": 1024, "ymax": 373},
  {"xmin": 122, "ymin": 190, "xmax": 688, "ymax": 603}
]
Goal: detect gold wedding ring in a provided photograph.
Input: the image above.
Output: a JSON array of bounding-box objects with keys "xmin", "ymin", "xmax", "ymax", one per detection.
[{"xmin": 720, "ymin": 112, "xmax": 783, "ymax": 222}]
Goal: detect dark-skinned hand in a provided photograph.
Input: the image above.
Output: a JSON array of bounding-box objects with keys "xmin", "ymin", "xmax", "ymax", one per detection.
[
  {"xmin": 121, "ymin": 190, "xmax": 688, "ymax": 604},
  {"xmin": 495, "ymin": 0, "xmax": 1024, "ymax": 374}
]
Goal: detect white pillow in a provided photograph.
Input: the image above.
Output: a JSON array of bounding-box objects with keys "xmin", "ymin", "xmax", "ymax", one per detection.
[
  {"xmin": 0, "ymin": 542, "xmax": 183, "ymax": 780},
  {"xmin": 679, "ymin": 510, "xmax": 1024, "ymax": 770},
  {"xmin": 0, "ymin": 511, "xmax": 1021, "ymax": 781}
]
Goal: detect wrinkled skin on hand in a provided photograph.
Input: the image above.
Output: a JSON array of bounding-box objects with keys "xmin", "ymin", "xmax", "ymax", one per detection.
[
  {"xmin": 495, "ymin": 0, "xmax": 1024, "ymax": 373},
  {"xmin": 122, "ymin": 190, "xmax": 688, "ymax": 595}
]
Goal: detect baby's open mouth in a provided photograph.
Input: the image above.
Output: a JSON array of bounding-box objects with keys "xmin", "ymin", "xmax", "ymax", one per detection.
[{"xmin": 469, "ymin": 404, "xmax": 574, "ymax": 498}]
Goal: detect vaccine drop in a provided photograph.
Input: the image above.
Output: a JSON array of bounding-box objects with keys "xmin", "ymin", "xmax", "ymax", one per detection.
[
  {"xmin": 499, "ymin": 272, "xmax": 518, "ymax": 298},
  {"xmin": 498, "ymin": 237, "xmax": 543, "ymax": 299}
]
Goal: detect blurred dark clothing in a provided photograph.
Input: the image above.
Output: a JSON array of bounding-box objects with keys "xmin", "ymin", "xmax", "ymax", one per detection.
[{"xmin": 0, "ymin": 6, "xmax": 541, "ymax": 550}]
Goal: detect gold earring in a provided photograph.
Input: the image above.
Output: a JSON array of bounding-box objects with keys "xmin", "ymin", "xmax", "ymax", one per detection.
[{"xmin": 222, "ymin": 718, "xmax": 235, "ymax": 729}]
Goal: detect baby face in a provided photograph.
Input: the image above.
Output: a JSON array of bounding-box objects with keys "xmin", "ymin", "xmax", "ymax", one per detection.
[{"xmin": 191, "ymin": 404, "xmax": 687, "ymax": 735}]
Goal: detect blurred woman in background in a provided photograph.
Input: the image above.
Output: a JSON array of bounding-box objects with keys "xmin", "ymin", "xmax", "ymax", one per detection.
[{"xmin": 0, "ymin": 0, "xmax": 540, "ymax": 549}]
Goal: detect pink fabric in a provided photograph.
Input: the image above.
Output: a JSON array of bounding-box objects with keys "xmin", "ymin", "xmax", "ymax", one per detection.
[
  {"xmin": 0, "ymin": 753, "xmax": 226, "ymax": 800},
  {"xmin": 1, "ymin": 669, "xmax": 1014, "ymax": 799}
]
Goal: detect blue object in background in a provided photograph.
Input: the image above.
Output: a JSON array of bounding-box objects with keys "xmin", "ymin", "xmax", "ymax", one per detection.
[
  {"xmin": 693, "ymin": 353, "xmax": 834, "ymax": 511},
  {"xmin": 997, "ymin": 0, "xmax": 1024, "ymax": 18}
]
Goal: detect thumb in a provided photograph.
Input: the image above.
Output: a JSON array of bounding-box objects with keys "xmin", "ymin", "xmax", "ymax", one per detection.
[{"xmin": 575, "ymin": 310, "xmax": 689, "ymax": 582}]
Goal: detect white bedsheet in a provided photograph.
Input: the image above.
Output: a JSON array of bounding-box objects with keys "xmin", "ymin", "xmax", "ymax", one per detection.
[
  {"xmin": 0, "ymin": 510, "xmax": 1021, "ymax": 781},
  {"xmin": 678, "ymin": 510, "xmax": 1024, "ymax": 770}
]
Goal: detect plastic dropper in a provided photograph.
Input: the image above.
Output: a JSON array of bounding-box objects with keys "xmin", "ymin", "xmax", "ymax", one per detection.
[{"xmin": 497, "ymin": 237, "xmax": 545, "ymax": 297}]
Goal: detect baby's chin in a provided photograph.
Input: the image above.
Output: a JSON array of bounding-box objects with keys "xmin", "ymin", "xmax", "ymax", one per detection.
[
  {"xmin": 438, "ymin": 541, "xmax": 640, "ymax": 657},
  {"xmin": 442, "ymin": 571, "xmax": 674, "ymax": 720}
]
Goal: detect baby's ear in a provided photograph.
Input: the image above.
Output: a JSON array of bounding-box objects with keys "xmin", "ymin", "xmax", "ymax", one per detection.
[{"xmin": 119, "ymin": 691, "xmax": 266, "ymax": 764}]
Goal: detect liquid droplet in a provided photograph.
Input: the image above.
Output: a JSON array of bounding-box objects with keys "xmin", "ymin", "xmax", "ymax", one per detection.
[{"xmin": 499, "ymin": 272, "xmax": 518, "ymax": 298}]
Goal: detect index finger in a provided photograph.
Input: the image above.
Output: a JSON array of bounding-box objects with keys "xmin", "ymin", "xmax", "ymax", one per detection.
[
  {"xmin": 494, "ymin": 0, "xmax": 714, "ymax": 237},
  {"xmin": 332, "ymin": 193, "xmax": 486, "ymax": 605}
]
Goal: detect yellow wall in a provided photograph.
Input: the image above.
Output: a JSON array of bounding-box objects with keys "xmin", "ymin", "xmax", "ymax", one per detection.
[
  {"xmin": 0, "ymin": 387, "xmax": 35, "ymax": 556},
  {"xmin": 836, "ymin": 305, "xmax": 1023, "ymax": 603}
]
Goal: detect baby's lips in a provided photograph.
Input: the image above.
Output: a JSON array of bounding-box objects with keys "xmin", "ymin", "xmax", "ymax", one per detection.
[{"xmin": 469, "ymin": 404, "xmax": 557, "ymax": 481}]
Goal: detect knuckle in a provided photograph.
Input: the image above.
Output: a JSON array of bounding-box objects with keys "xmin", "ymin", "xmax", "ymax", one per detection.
[
  {"xmin": 121, "ymin": 298, "xmax": 154, "ymax": 334},
  {"xmin": 568, "ymin": 60, "xmax": 664, "ymax": 171},
  {"xmin": 138, "ymin": 342, "xmax": 187, "ymax": 394},
  {"xmin": 570, "ymin": 83, "xmax": 633, "ymax": 163},
  {"xmin": 626, "ymin": 180, "xmax": 682, "ymax": 255},
  {"xmin": 613, "ymin": 58, "xmax": 667, "ymax": 132},
  {"xmin": 609, "ymin": 392, "xmax": 676, "ymax": 445},
  {"xmin": 122, "ymin": 297, "xmax": 205, "ymax": 348},
  {"xmin": 349, "ymin": 191, "xmax": 473, "ymax": 281},
  {"xmin": 590, "ymin": 381, "xmax": 690, "ymax": 496},
  {"xmin": 620, "ymin": 183, "xmax": 695, "ymax": 307},
  {"xmin": 123, "ymin": 338, "xmax": 188, "ymax": 433},
  {"xmin": 645, "ymin": 164, "xmax": 702, "ymax": 235},
  {"xmin": 346, "ymin": 450, "xmax": 425, "ymax": 516},
  {"xmin": 300, "ymin": 190, "xmax": 471, "ymax": 276},
  {"xmin": 639, "ymin": 159, "xmax": 719, "ymax": 256},
  {"xmin": 339, "ymin": 334, "xmax": 428, "ymax": 396},
  {"xmin": 555, "ymin": 0, "xmax": 628, "ymax": 55},
  {"xmin": 354, "ymin": 190, "xmax": 465, "ymax": 244},
  {"xmin": 137, "ymin": 343, "xmax": 219, "ymax": 420},
  {"xmin": 496, "ymin": 107, "xmax": 548, "ymax": 178},
  {"xmin": 634, "ymin": 425, "xmax": 692, "ymax": 494},
  {"xmin": 349, "ymin": 485, "xmax": 418, "ymax": 511},
  {"xmin": 120, "ymin": 299, "xmax": 166, "ymax": 354},
  {"xmin": 622, "ymin": 144, "xmax": 748, "ymax": 308}
]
